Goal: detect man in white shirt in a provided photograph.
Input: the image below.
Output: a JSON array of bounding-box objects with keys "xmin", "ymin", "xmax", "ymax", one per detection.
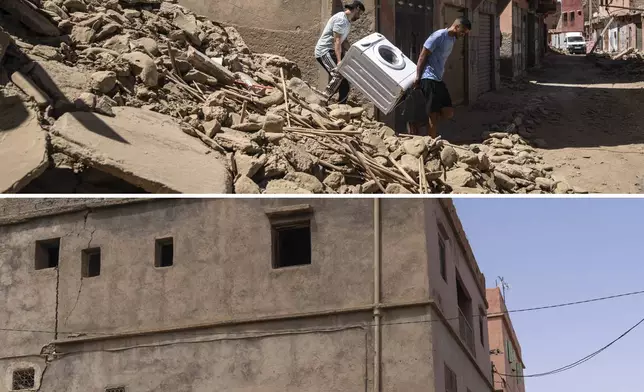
[{"xmin": 314, "ymin": 0, "xmax": 365, "ymax": 104}]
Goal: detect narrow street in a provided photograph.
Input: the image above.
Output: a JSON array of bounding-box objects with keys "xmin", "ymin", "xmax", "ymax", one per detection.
[{"xmin": 443, "ymin": 53, "xmax": 644, "ymax": 194}]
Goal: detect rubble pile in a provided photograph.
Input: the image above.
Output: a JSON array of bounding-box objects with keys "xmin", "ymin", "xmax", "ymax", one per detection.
[{"xmin": 0, "ymin": 0, "xmax": 575, "ymax": 194}]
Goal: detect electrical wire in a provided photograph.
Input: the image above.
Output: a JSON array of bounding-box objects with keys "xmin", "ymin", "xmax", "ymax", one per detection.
[
  {"xmin": 1, "ymin": 288, "xmax": 643, "ymax": 336},
  {"xmin": 497, "ymin": 315, "xmax": 644, "ymax": 378}
]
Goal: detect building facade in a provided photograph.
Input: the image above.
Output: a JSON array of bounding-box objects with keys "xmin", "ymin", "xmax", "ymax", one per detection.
[
  {"xmin": 0, "ymin": 198, "xmax": 494, "ymax": 392},
  {"xmin": 486, "ymin": 287, "xmax": 526, "ymax": 392},
  {"xmin": 500, "ymin": 0, "xmax": 555, "ymax": 79},
  {"xmin": 588, "ymin": 0, "xmax": 643, "ymax": 53}
]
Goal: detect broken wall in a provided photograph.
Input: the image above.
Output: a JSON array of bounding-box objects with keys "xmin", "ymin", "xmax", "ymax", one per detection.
[{"xmin": 177, "ymin": 0, "xmax": 324, "ymax": 86}]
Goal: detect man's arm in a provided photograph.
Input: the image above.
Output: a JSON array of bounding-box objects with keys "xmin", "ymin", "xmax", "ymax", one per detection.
[
  {"xmin": 416, "ymin": 47, "xmax": 431, "ymax": 81},
  {"xmin": 334, "ymin": 33, "xmax": 343, "ymax": 64}
]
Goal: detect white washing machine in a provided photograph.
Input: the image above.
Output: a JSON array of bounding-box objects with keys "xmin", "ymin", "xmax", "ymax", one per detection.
[{"xmin": 337, "ymin": 33, "xmax": 417, "ymax": 115}]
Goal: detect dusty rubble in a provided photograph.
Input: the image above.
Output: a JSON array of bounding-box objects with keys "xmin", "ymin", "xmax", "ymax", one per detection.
[{"xmin": 0, "ymin": 0, "xmax": 576, "ymax": 194}]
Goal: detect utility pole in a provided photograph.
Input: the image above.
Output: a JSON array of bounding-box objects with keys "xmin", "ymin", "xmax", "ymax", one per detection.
[{"xmin": 589, "ymin": 0, "xmax": 592, "ymax": 38}]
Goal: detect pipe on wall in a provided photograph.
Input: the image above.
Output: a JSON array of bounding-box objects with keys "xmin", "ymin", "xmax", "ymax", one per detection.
[{"xmin": 373, "ymin": 198, "xmax": 382, "ymax": 392}]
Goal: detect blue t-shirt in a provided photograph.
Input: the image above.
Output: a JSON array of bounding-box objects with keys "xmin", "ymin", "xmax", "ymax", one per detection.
[{"xmin": 421, "ymin": 29, "xmax": 456, "ymax": 82}]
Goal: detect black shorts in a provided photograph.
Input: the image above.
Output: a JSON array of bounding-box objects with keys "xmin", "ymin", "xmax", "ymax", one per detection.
[{"xmin": 419, "ymin": 79, "xmax": 452, "ymax": 114}]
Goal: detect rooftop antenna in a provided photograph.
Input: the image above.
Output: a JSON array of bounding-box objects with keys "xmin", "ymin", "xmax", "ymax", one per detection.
[{"xmin": 496, "ymin": 276, "xmax": 510, "ymax": 300}]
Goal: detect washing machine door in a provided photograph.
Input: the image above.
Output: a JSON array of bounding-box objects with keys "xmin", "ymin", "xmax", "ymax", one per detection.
[{"xmin": 374, "ymin": 42, "xmax": 407, "ymax": 71}]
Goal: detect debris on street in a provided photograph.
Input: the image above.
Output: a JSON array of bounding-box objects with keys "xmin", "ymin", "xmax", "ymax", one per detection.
[{"xmin": 0, "ymin": 0, "xmax": 576, "ymax": 194}]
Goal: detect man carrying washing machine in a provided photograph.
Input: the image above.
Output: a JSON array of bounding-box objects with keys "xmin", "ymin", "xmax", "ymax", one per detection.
[
  {"xmin": 314, "ymin": 0, "xmax": 365, "ymax": 104},
  {"xmin": 411, "ymin": 17, "xmax": 471, "ymax": 138}
]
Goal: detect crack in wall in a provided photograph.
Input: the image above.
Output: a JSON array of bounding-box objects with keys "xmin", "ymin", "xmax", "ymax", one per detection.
[{"xmin": 63, "ymin": 209, "xmax": 94, "ymax": 330}]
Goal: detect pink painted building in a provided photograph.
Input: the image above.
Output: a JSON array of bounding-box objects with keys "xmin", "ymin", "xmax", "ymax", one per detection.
[
  {"xmin": 486, "ymin": 287, "xmax": 526, "ymax": 392},
  {"xmin": 557, "ymin": 0, "xmax": 585, "ymax": 33}
]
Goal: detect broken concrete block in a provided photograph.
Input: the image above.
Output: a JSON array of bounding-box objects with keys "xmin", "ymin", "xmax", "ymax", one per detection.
[
  {"xmin": 90, "ymin": 71, "xmax": 117, "ymax": 93},
  {"xmin": 50, "ymin": 107, "xmax": 232, "ymax": 193},
  {"xmin": 234, "ymin": 153, "xmax": 266, "ymax": 178},
  {"xmin": 287, "ymin": 77, "xmax": 323, "ymax": 105},
  {"xmin": 31, "ymin": 44, "xmax": 63, "ymax": 61},
  {"xmin": 70, "ymin": 25, "xmax": 96, "ymax": 45},
  {"xmin": 173, "ymin": 12, "xmax": 201, "ymax": 46},
  {"xmin": 0, "ymin": 99, "xmax": 48, "ymax": 193},
  {"xmin": 263, "ymin": 113, "xmax": 284, "ymax": 133},
  {"xmin": 123, "ymin": 51, "xmax": 158, "ymax": 87},
  {"xmin": 74, "ymin": 92, "xmax": 97, "ymax": 110},
  {"xmin": 385, "ymin": 183, "xmax": 412, "ymax": 194},
  {"xmin": 234, "ymin": 176, "xmax": 260, "ymax": 194},
  {"xmin": 446, "ymin": 167, "xmax": 476, "ymax": 188},
  {"xmin": 183, "ymin": 69, "xmax": 218, "ymax": 86},
  {"xmin": 203, "ymin": 119, "xmax": 221, "ymax": 138},
  {"xmin": 265, "ymin": 179, "xmax": 313, "ymax": 194},
  {"xmin": 63, "ymin": 0, "xmax": 87, "ymax": 12},
  {"xmin": 186, "ymin": 46, "xmax": 235, "ymax": 85},
  {"xmin": 284, "ymin": 172, "xmax": 324, "ymax": 194},
  {"xmin": 132, "ymin": 37, "xmax": 160, "ymax": 57},
  {"xmin": 95, "ymin": 23, "xmax": 122, "ymax": 42},
  {"xmin": 0, "ymin": 0, "xmax": 61, "ymax": 37},
  {"xmin": 402, "ymin": 138, "xmax": 426, "ymax": 158},
  {"xmin": 440, "ymin": 145, "xmax": 458, "ymax": 168},
  {"xmin": 10, "ymin": 71, "xmax": 51, "ymax": 108}
]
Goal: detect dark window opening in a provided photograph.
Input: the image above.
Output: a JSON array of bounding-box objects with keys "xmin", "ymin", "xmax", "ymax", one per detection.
[
  {"xmin": 457, "ymin": 275, "xmax": 474, "ymax": 353},
  {"xmin": 105, "ymin": 387, "xmax": 126, "ymax": 392},
  {"xmin": 272, "ymin": 222, "xmax": 312, "ymax": 268},
  {"xmin": 12, "ymin": 368, "xmax": 35, "ymax": 390},
  {"xmin": 439, "ymin": 237, "xmax": 447, "ymax": 281},
  {"xmin": 570, "ymin": 11, "xmax": 575, "ymax": 21},
  {"xmin": 82, "ymin": 248, "xmax": 101, "ymax": 278},
  {"xmin": 563, "ymin": 13, "xmax": 568, "ymax": 22},
  {"xmin": 445, "ymin": 364, "xmax": 457, "ymax": 392},
  {"xmin": 479, "ymin": 308, "xmax": 486, "ymax": 346},
  {"xmin": 35, "ymin": 238, "xmax": 60, "ymax": 269},
  {"xmin": 155, "ymin": 238, "xmax": 174, "ymax": 268}
]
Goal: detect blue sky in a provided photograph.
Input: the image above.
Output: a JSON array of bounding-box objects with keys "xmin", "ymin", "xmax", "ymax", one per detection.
[{"xmin": 454, "ymin": 199, "xmax": 644, "ymax": 392}]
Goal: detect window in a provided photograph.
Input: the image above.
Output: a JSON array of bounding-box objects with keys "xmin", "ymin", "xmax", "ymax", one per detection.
[
  {"xmin": 439, "ymin": 237, "xmax": 447, "ymax": 281},
  {"xmin": 437, "ymin": 222, "xmax": 448, "ymax": 282},
  {"xmin": 570, "ymin": 11, "xmax": 575, "ymax": 22},
  {"xmin": 12, "ymin": 368, "xmax": 35, "ymax": 390},
  {"xmin": 35, "ymin": 238, "xmax": 60, "ymax": 269},
  {"xmin": 563, "ymin": 12, "xmax": 568, "ymax": 22},
  {"xmin": 479, "ymin": 308, "xmax": 486, "ymax": 346},
  {"xmin": 272, "ymin": 222, "xmax": 312, "ymax": 268},
  {"xmin": 155, "ymin": 237, "xmax": 174, "ymax": 268},
  {"xmin": 266, "ymin": 204, "xmax": 313, "ymax": 269},
  {"xmin": 82, "ymin": 248, "xmax": 101, "ymax": 278},
  {"xmin": 445, "ymin": 364, "xmax": 457, "ymax": 392},
  {"xmin": 105, "ymin": 387, "xmax": 126, "ymax": 392}
]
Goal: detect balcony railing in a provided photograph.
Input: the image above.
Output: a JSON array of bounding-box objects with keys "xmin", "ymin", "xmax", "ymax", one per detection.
[{"xmin": 459, "ymin": 307, "xmax": 475, "ymax": 355}]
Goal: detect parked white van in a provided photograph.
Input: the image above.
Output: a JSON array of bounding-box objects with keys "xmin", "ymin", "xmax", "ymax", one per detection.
[{"xmin": 564, "ymin": 32, "xmax": 586, "ymax": 54}]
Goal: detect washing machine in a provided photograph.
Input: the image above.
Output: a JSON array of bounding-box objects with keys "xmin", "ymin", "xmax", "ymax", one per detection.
[{"xmin": 337, "ymin": 33, "xmax": 417, "ymax": 115}]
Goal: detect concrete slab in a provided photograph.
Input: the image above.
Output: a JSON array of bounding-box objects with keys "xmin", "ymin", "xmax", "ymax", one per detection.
[
  {"xmin": 0, "ymin": 95, "xmax": 49, "ymax": 193},
  {"xmin": 50, "ymin": 107, "xmax": 233, "ymax": 193}
]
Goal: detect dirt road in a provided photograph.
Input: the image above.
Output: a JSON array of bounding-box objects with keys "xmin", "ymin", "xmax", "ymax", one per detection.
[{"xmin": 442, "ymin": 52, "xmax": 644, "ymax": 194}]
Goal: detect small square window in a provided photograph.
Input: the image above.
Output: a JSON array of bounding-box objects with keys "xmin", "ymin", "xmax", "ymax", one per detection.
[
  {"xmin": 155, "ymin": 238, "xmax": 174, "ymax": 268},
  {"xmin": 272, "ymin": 222, "xmax": 312, "ymax": 268},
  {"xmin": 82, "ymin": 248, "xmax": 101, "ymax": 278},
  {"xmin": 12, "ymin": 368, "xmax": 35, "ymax": 390},
  {"xmin": 35, "ymin": 238, "xmax": 60, "ymax": 270}
]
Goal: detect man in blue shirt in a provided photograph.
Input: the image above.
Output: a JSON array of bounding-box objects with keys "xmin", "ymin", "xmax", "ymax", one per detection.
[{"xmin": 411, "ymin": 17, "xmax": 471, "ymax": 137}]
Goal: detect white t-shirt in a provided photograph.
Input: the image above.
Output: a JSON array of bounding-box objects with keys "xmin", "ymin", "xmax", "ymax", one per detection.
[{"xmin": 314, "ymin": 12, "xmax": 351, "ymax": 58}]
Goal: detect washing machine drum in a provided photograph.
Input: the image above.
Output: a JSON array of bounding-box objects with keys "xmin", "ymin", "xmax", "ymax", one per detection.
[{"xmin": 375, "ymin": 43, "xmax": 407, "ymax": 71}]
